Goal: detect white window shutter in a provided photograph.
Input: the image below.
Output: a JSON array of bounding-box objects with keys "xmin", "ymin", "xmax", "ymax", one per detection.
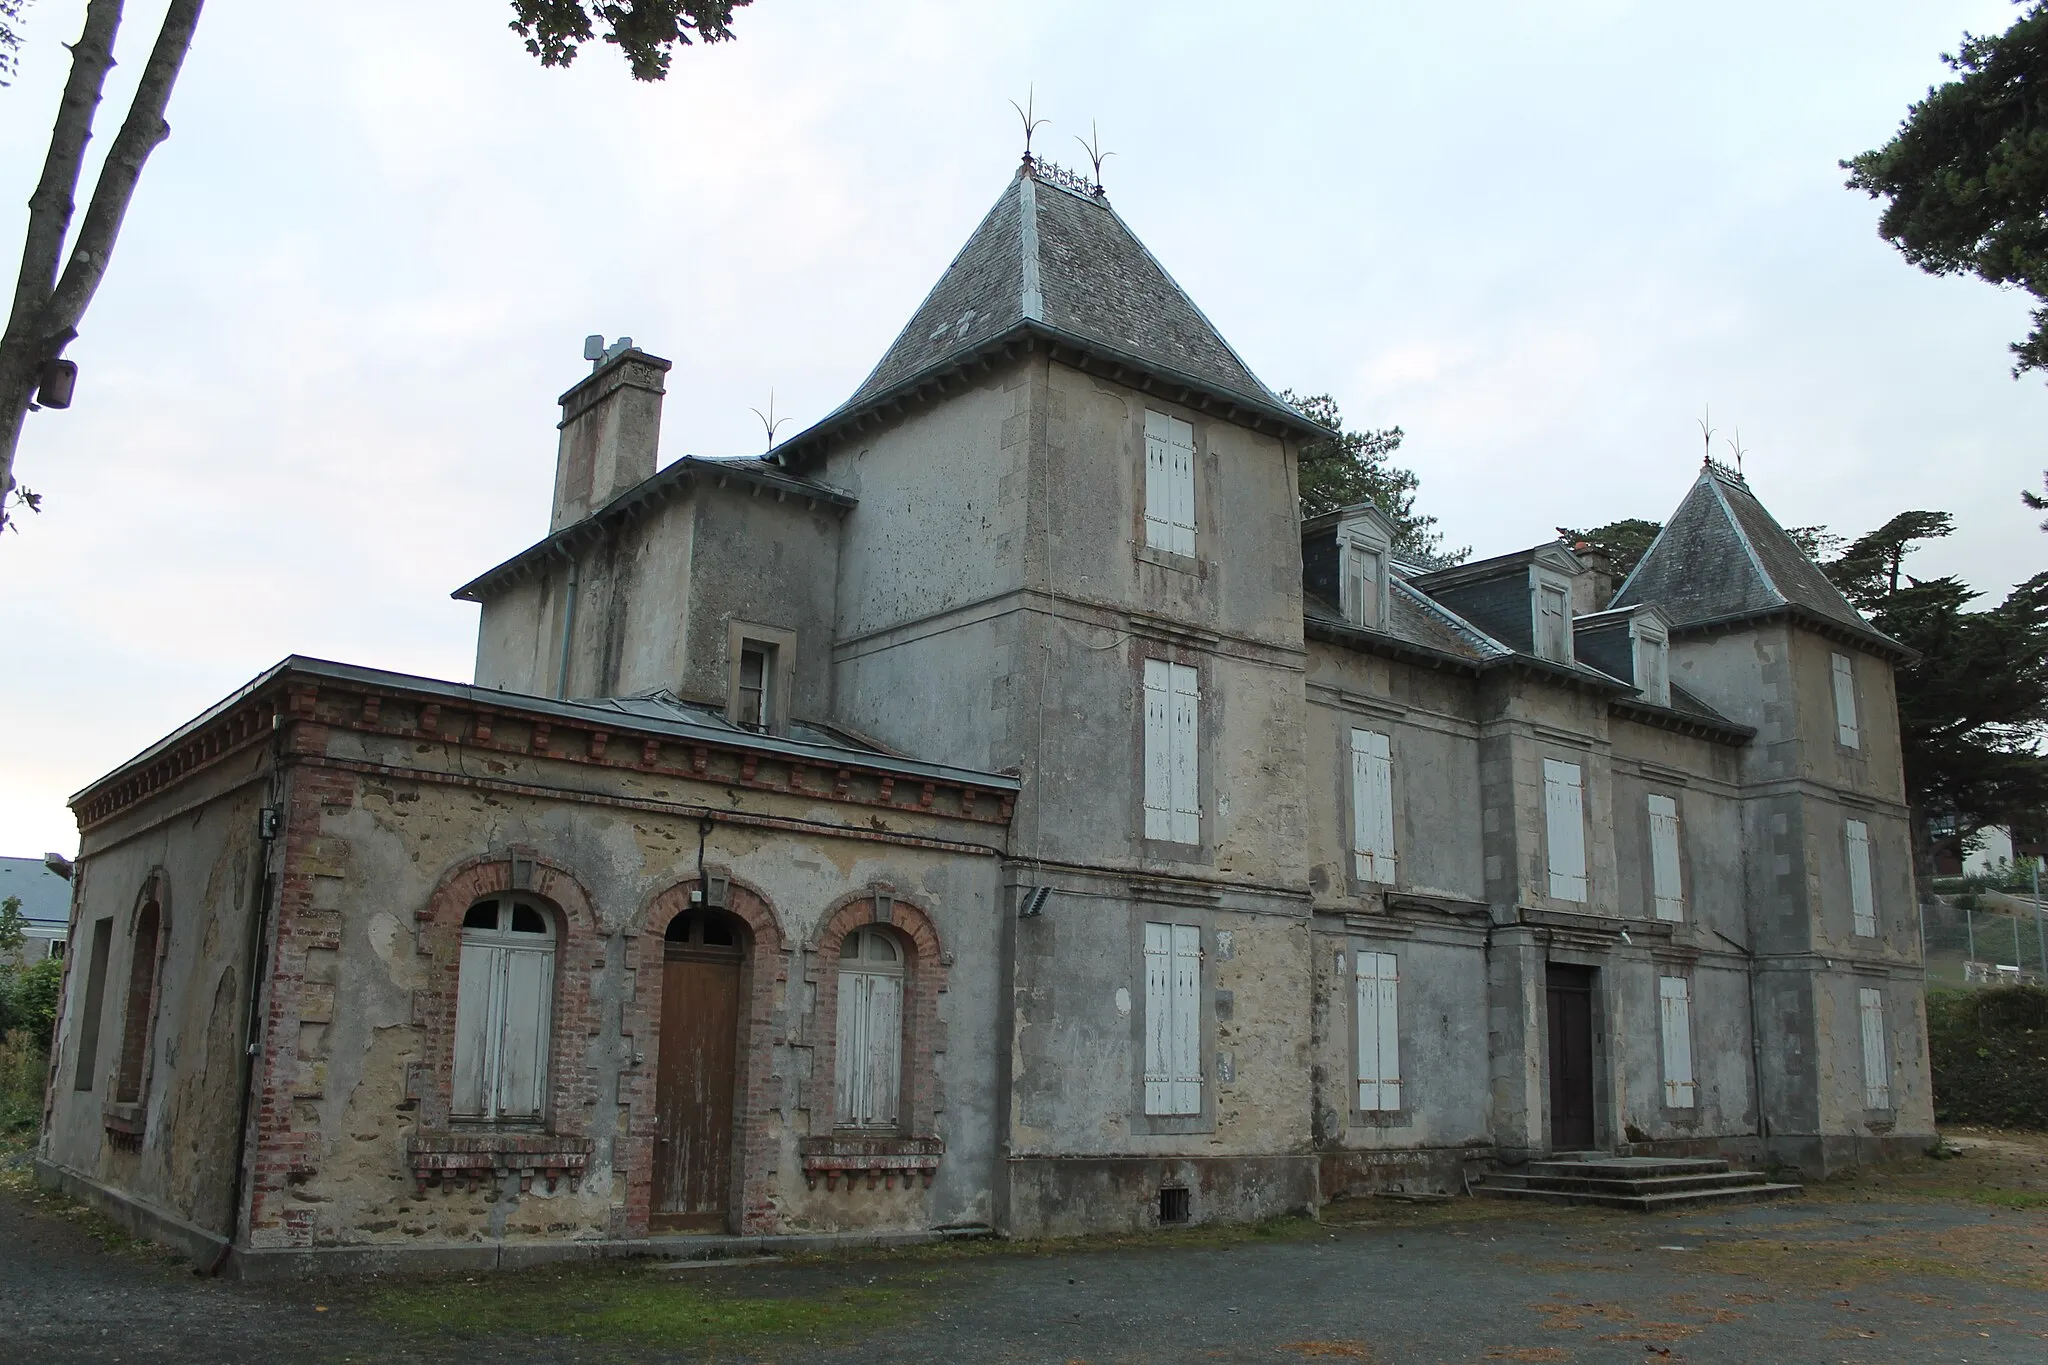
[
  {"xmin": 1846, "ymin": 819, "xmax": 1876, "ymax": 937},
  {"xmin": 1143, "ymin": 661, "xmax": 1172, "ymax": 840},
  {"xmin": 1543, "ymin": 759, "xmax": 1588, "ymax": 902},
  {"xmin": 1169, "ymin": 663, "xmax": 1201, "ymax": 845},
  {"xmin": 1354, "ymin": 952, "xmax": 1400, "ymax": 1110},
  {"xmin": 1832, "ymin": 653, "xmax": 1860, "ymax": 749},
  {"xmin": 451, "ymin": 941, "xmax": 498, "ymax": 1118},
  {"xmin": 864, "ymin": 972, "xmax": 903, "ymax": 1128},
  {"xmin": 1350, "ymin": 730, "xmax": 1396, "ymax": 884},
  {"xmin": 496, "ymin": 946, "xmax": 553, "ymax": 1120},
  {"xmin": 1143, "ymin": 923, "xmax": 1172, "ymax": 1114},
  {"xmin": 836, "ymin": 969, "xmax": 866, "ymax": 1122},
  {"xmin": 1168, "ymin": 417, "xmax": 1196, "ymax": 556},
  {"xmin": 1648, "ymin": 794, "xmax": 1683, "ymax": 921},
  {"xmin": 1659, "ymin": 975, "xmax": 1695, "ymax": 1108},
  {"xmin": 1858, "ymin": 986, "xmax": 1890, "ymax": 1109},
  {"xmin": 1170, "ymin": 924, "xmax": 1202, "ymax": 1114},
  {"xmin": 1144, "ymin": 412, "xmax": 1172, "ymax": 550}
]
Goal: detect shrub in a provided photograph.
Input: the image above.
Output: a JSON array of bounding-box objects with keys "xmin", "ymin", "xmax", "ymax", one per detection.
[
  {"xmin": 1928, "ymin": 985, "xmax": 2048, "ymax": 1129},
  {"xmin": 0, "ymin": 1033, "xmax": 50, "ymax": 1143}
]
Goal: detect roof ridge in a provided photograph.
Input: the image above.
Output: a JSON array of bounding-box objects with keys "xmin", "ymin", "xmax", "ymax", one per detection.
[{"xmin": 1699, "ymin": 466, "xmax": 1787, "ymax": 608}]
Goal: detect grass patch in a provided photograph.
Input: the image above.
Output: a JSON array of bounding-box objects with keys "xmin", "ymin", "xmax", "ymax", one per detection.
[{"xmin": 369, "ymin": 1264, "xmax": 912, "ymax": 1347}]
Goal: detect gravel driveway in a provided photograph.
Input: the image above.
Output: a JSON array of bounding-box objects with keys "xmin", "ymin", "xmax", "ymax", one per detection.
[{"xmin": 4, "ymin": 1149, "xmax": 2045, "ymax": 1364}]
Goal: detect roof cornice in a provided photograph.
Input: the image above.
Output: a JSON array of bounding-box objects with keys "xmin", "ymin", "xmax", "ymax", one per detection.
[
  {"xmin": 770, "ymin": 318, "xmax": 1329, "ymax": 473},
  {"xmin": 71, "ymin": 657, "xmax": 1018, "ymax": 834},
  {"xmin": 1670, "ymin": 604, "xmax": 1917, "ymax": 664},
  {"xmin": 451, "ymin": 456, "xmax": 856, "ymax": 604}
]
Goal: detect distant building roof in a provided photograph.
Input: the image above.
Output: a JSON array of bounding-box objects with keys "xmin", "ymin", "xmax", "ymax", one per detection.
[
  {"xmin": 1614, "ymin": 462, "xmax": 1909, "ymax": 659},
  {"xmin": 0, "ymin": 857, "xmax": 71, "ymax": 929}
]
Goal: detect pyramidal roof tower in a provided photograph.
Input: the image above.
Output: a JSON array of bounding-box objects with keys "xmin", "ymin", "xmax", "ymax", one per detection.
[
  {"xmin": 1614, "ymin": 460, "xmax": 1907, "ymax": 658},
  {"xmin": 773, "ymin": 159, "xmax": 1324, "ymax": 465}
]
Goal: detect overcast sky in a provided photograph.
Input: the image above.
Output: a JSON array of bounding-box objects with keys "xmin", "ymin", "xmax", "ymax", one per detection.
[{"xmin": 2, "ymin": 0, "xmax": 2043, "ymax": 856}]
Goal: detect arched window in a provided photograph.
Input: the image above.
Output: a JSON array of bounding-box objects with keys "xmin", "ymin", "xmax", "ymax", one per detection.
[
  {"xmin": 113, "ymin": 899, "xmax": 163, "ymax": 1105},
  {"xmin": 453, "ymin": 896, "xmax": 555, "ymax": 1122},
  {"xmin": 835, "ymin": 927, "xmax": 905, "ymax": 1130}
]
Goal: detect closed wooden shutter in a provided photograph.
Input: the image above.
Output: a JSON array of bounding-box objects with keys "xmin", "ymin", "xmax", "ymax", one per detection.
[
  {"xmin": 496, "ymin": 945, "xmax": 554, "ymax": 1120},
  {"xmin": 1169, "ymin": 664, "xmax": 1201, "ymax": 845},
  {"xmin": 1538, "ymin": 585, "xmax": 1570, "ymax": 660},
  {"xmin": 1143, "ymin": 922, "xmax": 1173, "ymax": 1114},
  {"xmin": 1170, "ymin": 924, "xmax": 1202, "ymax": 1114},
  {"xmin": 1350, "ymin": 729, "xmax": 1396, "ymax": 884},
  {"xmin": 1354, "ymin": 951, "xmax": 1401, "ymax": 1111},
  {"xmin": 863, "ymin": 972, "xmax": 903, "ymax": 1127},
  {"xmin": 1144, "ymin": 411, "xmax": 1197, "ymax": 555},
  {"xmin": 1543, "ymin": 759, "xmax": 1588, "ymax": 902},
  {"xmin": 1846, "ymin": 819, "xmax": 1876, "ymax": 937},
  {"xmin": 1648, "ymin": 794, "xmax": 1683, "ymax": 921},
  {"xmin": 1143, "ymin": 660, "xmax": 1172, "ymax": 839},
  {"xmin": 1658, "ymin": 975, "xmax": 1695, "ymax": 1108},
  {"xmin": 835, "ymin": 969, "xmax": 867, "ymax": 1123},
  {"xmin": 1144, "ymin": 412, "xmax": 1172, "ymax": 550},
  {"xmin": 1832, "ymin": 653, "xmax": 1860, "ymax": 749},
  {"xmin": 1143, "ymin": 922, "xmax": 1202, "ymax": 1116},
  {"xmin": 1858, "ymin": 986, "xmax": 1890, "ymax": 1109},
  {"xmin": 452, "ymin": 940, "xmax": 499, "ymax": 1118}
]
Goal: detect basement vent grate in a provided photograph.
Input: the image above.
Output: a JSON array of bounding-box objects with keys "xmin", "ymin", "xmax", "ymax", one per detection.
[{"xmin": 1158, "ymin": 1186, "xmax": 1190, "ymax": 1225}]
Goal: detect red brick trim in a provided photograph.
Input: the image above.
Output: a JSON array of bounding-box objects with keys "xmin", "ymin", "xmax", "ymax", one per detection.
[
  {"xmin": 805, "ymin": 891, "xmax": 948, "ymax": 1145},
  {"xmin": 105, "ymin": 868, "xmax": 171, "ymax": 1135},
  {"xmin": 407, "ymin": 850, "xmax": 604, "ymax": 1136},
  {"xmin": 621, "ymin": 875, "xmax": 789, "ymax": 1237}
]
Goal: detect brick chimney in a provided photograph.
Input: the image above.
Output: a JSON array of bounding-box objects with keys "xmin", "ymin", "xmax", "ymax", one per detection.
[
  {"xmin": 550, "ymin": 346, "xmax": 671, "ymax": 532},
  {"xmin": 1572, "ymin": 543, "xmax": 1615, "ymax": 613}
]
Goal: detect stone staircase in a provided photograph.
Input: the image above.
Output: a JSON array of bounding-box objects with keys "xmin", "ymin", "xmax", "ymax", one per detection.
[{"xmin": 1478, "ymin": 1153, "xmax": 1801, "ymax": 1212}]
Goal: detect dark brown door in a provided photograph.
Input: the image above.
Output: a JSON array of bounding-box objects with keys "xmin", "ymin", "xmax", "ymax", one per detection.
[
  {"xmin": 653, "ymin": 910, "xmax": 744, "ymax": 1231},
  {"xmin": 1546, "ymin": 964, "xmax": 1597, "ymax": 1151}
]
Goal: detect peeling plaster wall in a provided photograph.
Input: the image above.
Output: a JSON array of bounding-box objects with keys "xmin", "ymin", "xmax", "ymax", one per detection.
[
  {"xmin": 177, "ymin": 720, "xmax": 1010, "ymax": 1252},
  {"xmin": 42, "ymin": 747, "xmax": 272, "ymax": 1240}
]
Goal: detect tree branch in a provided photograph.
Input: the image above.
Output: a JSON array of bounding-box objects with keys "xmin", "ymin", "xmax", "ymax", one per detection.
[{"xmin": 42, "ymin": 0, "xmax": 204, "ymax": 339}]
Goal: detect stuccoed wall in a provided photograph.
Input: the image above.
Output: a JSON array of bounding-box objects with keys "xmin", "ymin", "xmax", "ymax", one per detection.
[
  {"xmin": 234, "ymin": 724, "xmax": 1006, "ymax": 1251},
  {"xmin": 42, "ymin": 747, "xmax": 271, "ymax": 1244}
]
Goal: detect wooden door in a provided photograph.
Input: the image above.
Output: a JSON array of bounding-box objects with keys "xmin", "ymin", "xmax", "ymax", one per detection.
[
  {"xmin": 653, "ymin": 911, "xmax": 744, "ymax": 1231},
  {"xmin": 1546, "ymin": 964, "xmax": 1597, "ymax": 1151}
]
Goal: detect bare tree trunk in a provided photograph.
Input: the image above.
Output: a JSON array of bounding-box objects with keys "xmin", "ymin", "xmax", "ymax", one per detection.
[{"xmin": 0, "ymin": 0, "xmax": 204, "ymax": 530}]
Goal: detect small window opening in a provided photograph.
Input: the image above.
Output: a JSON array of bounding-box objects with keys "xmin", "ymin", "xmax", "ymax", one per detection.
[
  {"xmin": 1158, "ymin": 1186, "xmax": 1191, "ymax": 1225},
  {"xmin": 463, "ymin": 900, "xmax": 499, "ymax": 929},
  {"xmin": 114, "ymin": 901, "xmax": 163, "ymax": 1106},
  {"xmin": 1537, "ymin": 583, "xmax": 1571, "ymax": 661},
  {"xmin": 737, "ymin": 644, "xmax": 771, "ymax": 731},
  {"xmin": 509, "ymin": 902, "xmax": 548, "ymax": 934},
  {"xmin": 666, "ymin": 909, "xmax": 740, "ymax": 950}
]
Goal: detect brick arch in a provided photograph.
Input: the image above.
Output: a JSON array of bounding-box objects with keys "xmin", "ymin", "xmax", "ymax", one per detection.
[
  {"xmin": 806, "ymin": 890, "xmax": 948, "ymax": 1142},
  {"xmin": 107, "ymin": 868, "xmax": 174, "ymax": 1139},
  {"xmin": 410, "ymin": 850, "xmax": 603, "ymax": 1133},
  {"xmin": 622, "ymin": 874, "xmax": 789, "ymax": 1237}
]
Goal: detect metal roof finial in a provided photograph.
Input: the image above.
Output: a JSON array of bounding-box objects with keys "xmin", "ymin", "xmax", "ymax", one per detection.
[
  {"xmin": 749, "ymin": 390, "xmax": 790, "ymax": 454},
  {"xmin": 1697, "ymin": 405, "xmax": 1715, "ymax": 466},
  {"xmin": 1725, "ymin": 428, "xmax": 1747, "ymax": 480},
  {"xmin": 1009, "ymin": 88, "xmax": 1050, "ymax": 164},
  {"xmin": 1075, "ymin": 121, "xmax": 1113, "ymax": 194}
]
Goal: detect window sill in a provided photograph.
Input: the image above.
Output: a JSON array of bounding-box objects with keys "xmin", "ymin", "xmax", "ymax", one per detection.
[
  {"xmin": 406, "ymin": 1131, "xmax": 592, "ymax": 1194},
  {"xmin": 1134, "ymin": 544, "xmax": 1204, "ymax": 577},
  {"xmin": 800, "ymin": 1133, "xmax": 943, "ymax": 1191},
  {"xmin": 1351, "ymin": 1108, "xmax": 1411, "ymax": 1129}
]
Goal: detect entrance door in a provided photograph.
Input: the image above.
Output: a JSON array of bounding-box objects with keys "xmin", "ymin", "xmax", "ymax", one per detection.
[
  {"xmin": 653, "ymin": 909, "xmax": 744, "ymax": 1231},
  {"xmin": 1545, "ymin": 964, "xmax": 1597, "ymax": 1151}
]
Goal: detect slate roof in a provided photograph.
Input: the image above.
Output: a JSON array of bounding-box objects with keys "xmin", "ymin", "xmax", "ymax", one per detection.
[
  {"xmin": 774, "ymin": 161, "xmax": 1325, "ymax": 466},
  {"xmin": 1614, "ymin": 463, "xmax": 1907, "ymax": 658},
  {"xmin": 0, "ymin": 856, "xmax": 71, "ymax": 929}
]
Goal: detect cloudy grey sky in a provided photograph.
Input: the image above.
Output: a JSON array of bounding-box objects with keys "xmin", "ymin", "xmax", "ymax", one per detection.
[{"xmin": 2, "ymin": 0, "xmax": 2043, "ymax": 855}]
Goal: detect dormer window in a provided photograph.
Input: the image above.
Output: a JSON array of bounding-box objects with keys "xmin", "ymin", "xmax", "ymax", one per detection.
[
  {"xmin": 1343, "ymin": 538, "xmax": 1388, "ymax": 630},
  {"xmin": 1633, "ymin": 621, "xmax": 1670, "ymax": 708},
  {"xmin": 1535, "ymin": 581, "xmax": 1572, "ymax": 663},
  {"xmin": 726, "ymin": 621, "xmax": 796, "ymax": 735}
]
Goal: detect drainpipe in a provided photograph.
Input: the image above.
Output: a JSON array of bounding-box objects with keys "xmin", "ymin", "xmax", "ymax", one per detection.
[
  {"xmin": 554, "ymin": 546, "xmax": 580, "ymax": 700},
  {"xmin": 209, "ymin": 723, "xmax": 287, "ymax": 1276},
  {"xmin": 1711, "ymin": 927, "xmax": 1766, "ymax": 1149}
]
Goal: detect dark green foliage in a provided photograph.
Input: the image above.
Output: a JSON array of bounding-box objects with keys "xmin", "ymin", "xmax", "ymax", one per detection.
[
  {"xmin": 0, "ymin": 956, "xmax": 61, "ymax": 1047},
  {"xmin": 0, "ymin": 0, "xmax": 31, "ymax": 87},
  {"xmin": 509, "ymin": 0, "xmax": 749, "ymax": 82},
  {"xmin": 1557, "ymin": 519, "xmax": 1664, "ymax": 577},
  {"xmin": 1844, "ymin": 4, "xmax": 2048, "ymax": 376},
  {"xmin": 2026, "ymin": 470, "xmax": 2047, "ymax": 529},
  {"xmin": 1284, "ymin": 391, "xmax": 1465, "ymax": 565},
  {"xmin": 1827, "ymin": 513, "xmax": 2048, "ymax": 840},
  {"xmin": 1928, "ymin": 985, "xmax": 2048, "ymax": 1128}
]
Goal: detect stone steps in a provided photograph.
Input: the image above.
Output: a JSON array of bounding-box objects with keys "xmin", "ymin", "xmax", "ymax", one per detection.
[{"xmin": 1477, "ymin": 1155, "xmax": 1802, "ymax": 1212}]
